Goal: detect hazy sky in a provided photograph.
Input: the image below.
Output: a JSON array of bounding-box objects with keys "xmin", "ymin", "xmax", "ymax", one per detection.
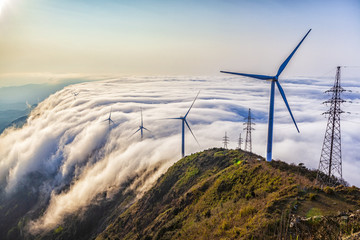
[{"xmin": 0, "ymin": 0, "xmax": 359, "ymax": 85}]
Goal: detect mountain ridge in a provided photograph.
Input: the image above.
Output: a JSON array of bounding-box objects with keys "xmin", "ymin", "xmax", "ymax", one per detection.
[
  {"xmin": 95, "ymin": 148, "xmax": 360, "ymax": 240},
  {"xmin": 1, "ymin": 148, "xmax": 359, "ymax": 240}
]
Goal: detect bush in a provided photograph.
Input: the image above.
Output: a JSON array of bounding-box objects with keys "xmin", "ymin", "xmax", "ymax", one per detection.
[
  {"xmin": 308, "ymin": 193, "xmax": 318, "ymax": 201},
  {"xmin": 323, "ymin": 186, "xmax": 334, "ymax": 195},
  {"xmin": 239, "ymin": 205, "xmax": 257, "ymax": 217},
  {"xmin": 245, "ymin": 192, "xmax": 253, "ymax": 200},
  {"xmin": 219, "ymin": 219, "xmax": 230, "ymax": 231},
  {"xmin": 214, "ymin": 151, "xmax": 225, "ymax": 158},
  {"xmin": 54, "ymin": 225, "xmax": 63, "ymax": 234}
]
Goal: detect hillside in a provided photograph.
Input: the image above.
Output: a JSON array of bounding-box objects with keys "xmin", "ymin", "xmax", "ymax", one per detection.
[
  {"xmin": 1, "ymin": 148, "xmax": 359, "ymax": 240},
  {"xmin": 96, "ymin": 148, "xmax": 360, "ymax": 240}
]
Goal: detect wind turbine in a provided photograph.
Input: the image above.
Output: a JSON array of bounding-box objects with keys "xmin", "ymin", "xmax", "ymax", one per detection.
[
  {"xmin": 131, "ymin": 107, "xmax": 150, "ymax": 140},
  {"xmin": 104, "ymin": 107, "xmax": 114, "ymax": 126},
  {"xmin": 72, "ymin": 91, "xmax": 79, "ymax": 99},
  {"xmin": 26, "ymin": 101, "xmax": 32, "ymax": 114},
  {"xmin": 221, "ymin": 29, "xmax": 311, "ymax": 162},
  {"xmin": 168, "ymin": 91, "xmax": 200, "ymax": 158}
]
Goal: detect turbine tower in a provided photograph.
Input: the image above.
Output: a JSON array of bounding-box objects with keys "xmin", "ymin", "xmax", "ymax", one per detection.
[
  {"xmin": 168, "ymin": 91, "xmax": 200, "ymax": 158},
  {"xmin": 132, "ymin": 107, "xmax": 150, "ymax": 140},
  {"xmin": 104, "ymin": 107, "xmax": 114, "ymax": 126},
  {"xmin": 221, "ymin": 29, "xmax": 311, "ymax": 161},
  {"xmin": 223, "ymin": 132, "xmax": 229, "ymax": 149},
  {"xmin": 243, "ymin": 108, "xmax": 255, "ymax": 153},
  {"xmin": 317, "ymin": 66, "xmax": 346, "ymax": 186}
]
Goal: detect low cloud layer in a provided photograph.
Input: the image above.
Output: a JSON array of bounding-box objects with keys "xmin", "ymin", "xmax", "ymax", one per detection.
[{"xmin": 0, "ymin": 75, "xmax": 359, "ymax": 233}]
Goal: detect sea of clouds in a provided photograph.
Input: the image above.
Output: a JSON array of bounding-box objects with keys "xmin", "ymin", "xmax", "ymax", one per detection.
[{"xmin": 0, "ymin": 75, "xmax": 359, "ymax": 233}]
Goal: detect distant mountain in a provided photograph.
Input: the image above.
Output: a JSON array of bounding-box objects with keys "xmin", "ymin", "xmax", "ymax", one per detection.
[
  {"xmin": 1, "ymin": 149, "xmax": 359, "ymax": 240},
  {"xmin": 0, "ymin": 78, "xmax": 88, "ymax": 133},
  {"xmin": 0, "ymin": 79, "xmax": 87, "ymax": 109},
  {"xmin": 0, "ymin": 104, "xmax": 38, "ymax": 133},
  {"xmin": 6, "ymin": 115, "xmax": 28, "ymax": 129},
  {"xmin": 0, "ymin": 109, "xmax": 27, "ymax": 133}
]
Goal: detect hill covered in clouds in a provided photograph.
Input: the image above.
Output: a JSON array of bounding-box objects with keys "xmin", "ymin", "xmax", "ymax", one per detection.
[{"xmin": 0, "ymin": 76, "xmax": 359, "ymax": 239}]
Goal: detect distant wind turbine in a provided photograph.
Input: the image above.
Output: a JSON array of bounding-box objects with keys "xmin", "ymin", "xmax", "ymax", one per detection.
[
  {"xmin": 104, "ymin": 107, "xmax": 114, "ymax": 126},
  {"xmin": 131, "ymin": 107, "xmax": 150, "ymax": 140},
  {"xmin": 72, "ymin": 91, "xmax": 79, "ymax": 99},
  {"xmin": 26, "ymin": 101, "xmax": 32, "ymax": 114},
  {"xmin": 168, "ymin": 91, "xmax": 200, "ymax": 158},
  {"xmin": 221, "ymin": 29, "xmax": 311, "ymax": 162}
]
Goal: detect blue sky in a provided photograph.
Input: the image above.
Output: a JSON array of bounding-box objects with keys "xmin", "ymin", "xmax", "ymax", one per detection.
[{"xmin": 0, "ymin": 0, "xmax": 359, "ymax": 85}]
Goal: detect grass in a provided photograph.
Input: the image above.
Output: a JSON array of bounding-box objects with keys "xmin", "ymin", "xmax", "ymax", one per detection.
[
  {"xmin": 96, "ymin": 148, "xmax": 360, "ymax": 240},
  {"xmin": 306, "ymin": 208, "xmax": 322, "ymax": 218}
]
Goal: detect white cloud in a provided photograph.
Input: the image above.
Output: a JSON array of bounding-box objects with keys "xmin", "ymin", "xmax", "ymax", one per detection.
[{"xmin": 0, "ymin": 75, "xmax": 359, "ymax": 233}]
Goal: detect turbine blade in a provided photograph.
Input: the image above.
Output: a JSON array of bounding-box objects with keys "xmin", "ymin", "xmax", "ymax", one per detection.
[
  {"xmin": 163, "ymin": 117, "xmax": 183, "ymax": 120},
  {"xmin": 110, "ymin": 119, "xmax": 115, "ymax": 124},
  {"xmin": 184, "ymin": 91, "xmax": 200, "ymax": 118},
  {"xmin": 185, "ymin": 120, "xmax": 200, "ymax": 146},
  {"xmin": 276, "ymin": 29, "xmax": 311, "ymax": 77},
  {"xmin": 130, "ymin": 128, "xmax": 141, "ymax": 137},
  {"xmin": 220, "ymin": 71, "xmax": 273, "ymax": 80},
  {"xmin": 26, "ymin": 101, "xmax": 31, "ymax": 109},
  {"xmin": 275, "ymin": 81, "xmax": 300, "ymax": 133},
  {"xmin": 143, "ymin": 127, "xmax": 151, "ymax": 132}
]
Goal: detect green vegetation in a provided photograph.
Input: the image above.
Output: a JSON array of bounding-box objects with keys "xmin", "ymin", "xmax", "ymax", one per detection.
[
  {"xmin": 307, "ymin": 193, "xmax": 318, "ymax": 201},
  {"xmin": 96, "ymin": 148, "xmax": 360, "ymax": 240},
  {"xmin": 306, "ymin": 208, "xmax": 322, "ymax": 218},
  {"xmin": 54, "ymin": 225, "xmax": 63, "ymax": 234}
]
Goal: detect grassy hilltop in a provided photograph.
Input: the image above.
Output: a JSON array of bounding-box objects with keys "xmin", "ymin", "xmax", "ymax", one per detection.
[{"xmin": 96, "ymin": 148, "xmax": 360, "ymax": 240}]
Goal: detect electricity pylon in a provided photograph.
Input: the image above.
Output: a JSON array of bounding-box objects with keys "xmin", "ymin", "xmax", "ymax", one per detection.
[
  {"xmin": 237, "ymin": 133, "xmax": 243, "ymax": 150},
  {"xmin": 223, "ymin": 132, "xmax": 229, "ymax": 149},
  {"xmin": 317, "ymin": 66, "xmax": 347, "ymax": 186},
  {"xmin": 244, "ymin": 108, "xmax": 255, "ymax": 153}
]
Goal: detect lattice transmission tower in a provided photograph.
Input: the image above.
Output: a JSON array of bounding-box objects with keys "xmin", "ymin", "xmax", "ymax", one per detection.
[
  {"xmin": 223, "ymin": 132, "xmax": 229, "ymax": 149},
  {"xmin": 317, "ymin": 66, "xmax": 347, "ymax": 186},
  {"xmin": 244, "ymin": 108, "xmax": 255, "ymax": 153},
  {"xmin": 237, "ymin": 133, "xmax": 243, "ymax": 150}
]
